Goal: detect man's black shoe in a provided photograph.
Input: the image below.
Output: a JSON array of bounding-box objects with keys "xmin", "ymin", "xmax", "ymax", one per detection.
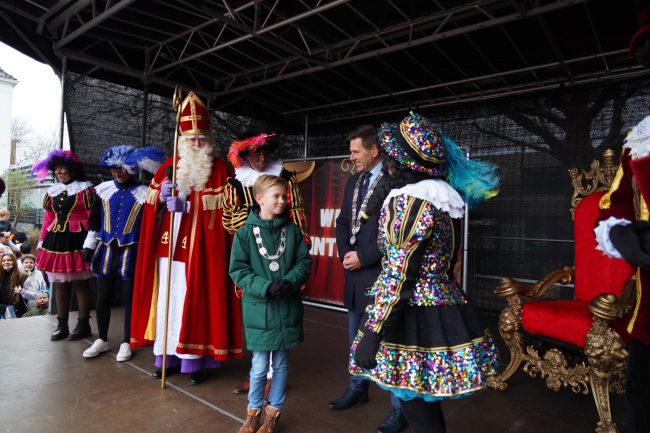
[
  {"xmin": 377, "ymin": 407, "xmax": 407, "ymax": 433},
  {"xmin": 151, "ymin": 366, "xmax": 179, "ymax": 379},
  {"xmin": 328, "ymin": 388, "xmax": 369, "ymax": 410},
  {"xmin": 188, "ymin": 370, "xmax": 208, "ymax": 385}
]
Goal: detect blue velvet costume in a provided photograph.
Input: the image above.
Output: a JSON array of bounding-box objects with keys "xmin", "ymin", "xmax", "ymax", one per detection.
[{"xmin": 87, "ymin": 179, "xmax": 148, "ymax": 280}]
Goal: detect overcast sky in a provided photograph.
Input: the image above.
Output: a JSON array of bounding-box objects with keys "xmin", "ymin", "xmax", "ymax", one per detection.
[{"xmin": 0, "ymin": 41, "xmax": 62, "ymax": 141}]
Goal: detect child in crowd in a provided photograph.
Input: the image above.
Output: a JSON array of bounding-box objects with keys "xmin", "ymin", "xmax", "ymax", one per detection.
[
  {"xmin": 17, "ymin": 254, "xmax": 49, "ymax": 305},
  {"xmin": 229, "ymin": 175, "xmax": 312, "ymax": 433},
  {"xmin": 21, "ymin": 291, "xmax": 49, "ymax": 317}
]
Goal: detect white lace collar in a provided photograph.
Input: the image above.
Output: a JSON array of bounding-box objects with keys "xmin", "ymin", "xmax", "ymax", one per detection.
[
  {"xmin": 383, "ymin": 179, "xmax": 465, "ymax": 218},
  {"xmin": 95, "ymin": 180, "xmax": 149, "ymax": 204},
  {"xmin": 234, "ymin": 160, "xmax": 284, "ymax": 187},
  {"xmin": 46, "ymin": 180, "xmax": 93, "ymax": 197}
]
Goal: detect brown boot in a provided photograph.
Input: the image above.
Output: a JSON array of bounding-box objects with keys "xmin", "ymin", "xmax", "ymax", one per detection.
[
  {"xmin": 256, "ymin": 406, "xmax": 281, "ymax": 433},
  {"xmin": 237, "ymin": 407, "xmax": 261, "ymax": 433}
]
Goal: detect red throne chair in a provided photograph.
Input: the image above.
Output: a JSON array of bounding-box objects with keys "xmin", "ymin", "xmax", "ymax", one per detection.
[{"xmin": 487, "ymin": 150, "xmax": 636, "ymax": 433}]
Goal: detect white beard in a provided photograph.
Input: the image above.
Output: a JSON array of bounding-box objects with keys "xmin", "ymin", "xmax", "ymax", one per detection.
[{"xmin": 176, "ymin": 138, "xmax": 214, "ymax": 196}]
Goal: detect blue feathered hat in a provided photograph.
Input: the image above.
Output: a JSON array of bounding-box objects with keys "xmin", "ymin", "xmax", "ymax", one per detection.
[
  {"xmin": 379, "ymin": 112, "xmax": 501, "ymax": 207},
  {"xmin": 100, "ymin": 145, "xmax": 165, "ymax": 174}
]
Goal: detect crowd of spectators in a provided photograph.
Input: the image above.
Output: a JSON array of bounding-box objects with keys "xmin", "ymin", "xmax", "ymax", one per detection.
[{"xmin": 0, "ymin": 208, "xmax": 49, "ymax": 319}]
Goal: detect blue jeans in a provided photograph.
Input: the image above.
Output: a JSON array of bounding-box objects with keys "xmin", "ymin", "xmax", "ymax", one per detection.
[
  {"xmin": 249, "ymin": 350, "xmax": 289, "ymax": 410},
  {"xmin": 348, "ymin": 309, "xmax": 401, "ymax": 409}
]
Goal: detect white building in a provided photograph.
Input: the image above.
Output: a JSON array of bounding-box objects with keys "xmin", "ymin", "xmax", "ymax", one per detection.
[{"xmin": 0, "ymin": 66, "xmax": 18, "ymax": 178}]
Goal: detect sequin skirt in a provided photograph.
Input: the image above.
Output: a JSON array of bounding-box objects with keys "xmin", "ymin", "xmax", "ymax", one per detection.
[{"xmin": 349, "ymin": 303, "xmax": 499, "ymax": 402}]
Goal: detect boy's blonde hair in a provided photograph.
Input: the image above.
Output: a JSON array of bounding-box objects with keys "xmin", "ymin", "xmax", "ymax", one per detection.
[
  {"xmin": 0, "ymin": 209, "xmax": 10, "ymax": 218},
  {"xmin": 253, "ymin": 175, "xmax": 287, "ymax": 198}
]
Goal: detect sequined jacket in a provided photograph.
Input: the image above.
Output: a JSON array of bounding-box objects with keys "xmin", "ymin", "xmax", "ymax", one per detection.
[{"xmin": 364, "ymin": 179, "xmax": 466, "ymax": 334}]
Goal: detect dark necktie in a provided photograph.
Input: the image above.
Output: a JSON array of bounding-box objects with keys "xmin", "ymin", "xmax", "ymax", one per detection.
[{"xmin": 357, "ymin": 172, "xmax": 372, "ymax": 211}]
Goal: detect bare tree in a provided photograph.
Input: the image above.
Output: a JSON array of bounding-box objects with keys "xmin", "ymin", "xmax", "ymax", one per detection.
[
  {"xmin": 2, "ymin": 168, "xmax": 36, "ymax": 226},
  {"xmin": 11, "ymin": 117, "xmax": 56, "ymax": 166},
  {"xmin": 474, "ymin": 83, "xmax": 641, "ymax": 168}
]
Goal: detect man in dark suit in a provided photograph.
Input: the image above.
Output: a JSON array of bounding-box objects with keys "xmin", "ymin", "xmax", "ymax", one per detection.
[{"xmin": 329, "ymin": 125, "xmax": 406, "ymax": 433}]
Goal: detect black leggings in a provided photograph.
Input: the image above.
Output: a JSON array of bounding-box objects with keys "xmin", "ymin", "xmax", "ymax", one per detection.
[
  {"xmin": 95, "ymin": 278, "xmax": 133, "ymax": 343},
  {"xmin": 53, "ymin": 280, "xmax": 91, "ymax": 320},
  {"xmin": 399, "ymin": 398, "xmax": 446, "ymax": 433}
]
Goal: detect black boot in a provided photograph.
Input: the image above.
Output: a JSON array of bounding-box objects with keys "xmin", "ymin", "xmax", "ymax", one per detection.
[
  {"xmin": 50, "ymin": 317, "xmax": 69, "ymax": 341},
  {"xmin": 68, "ymin": 318, "xmax": 91, "ymax": 341}
]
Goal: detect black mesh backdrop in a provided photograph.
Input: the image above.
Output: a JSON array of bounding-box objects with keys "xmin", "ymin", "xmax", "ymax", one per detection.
[
  {"xmin": 64, "ymin": 73, "xmax": 650, "ymax": 311},
  {"xmin": 64, "ymin": 73, "xmax": 306, "ymax": 178}
]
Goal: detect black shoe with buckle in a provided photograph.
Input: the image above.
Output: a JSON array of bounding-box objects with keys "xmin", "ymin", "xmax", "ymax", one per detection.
[
  {"xmin": 188, "ymin": 369, "xmax": 208, "ymax": 385},
  {"xmin": 328, "ymin": 388, "xmax": 369, "ymax": 411},
  {"xmin": 377, "ymin": 407, "xmax": 407, "ymax": 433}
]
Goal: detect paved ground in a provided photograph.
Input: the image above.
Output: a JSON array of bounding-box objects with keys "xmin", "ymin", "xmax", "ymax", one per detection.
[{"xmin": 0, "ymin": 306, "xmax": 634, "ymax": 433}]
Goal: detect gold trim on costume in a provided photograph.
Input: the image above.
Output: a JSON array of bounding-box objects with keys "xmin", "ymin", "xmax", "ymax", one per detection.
[
  {"xmin": 102, "ymin": 244, "xmax": 111, "ymax": 275},
  {"xmin": 146, "ymin": 188, "xmax": 159, "ymax": 205},
  {"xmin": 123, "ymin": 202, "xmax": 142, "ymax": 234},
  {"xmin": 599, "ymin": 164, "xmax": 625, "ymax": 210},
  {"xmin": 121, "ymin": 246, "xmax": 129, "ymax": 277},
  {"xmin": 102, "ymin": 201, "xmax": 111, "ymax": 233},
  {"xmin": 144, "ymin": 261, "xmax": 159, "ymax": 341},
  {"xmin": 202, "ymin": 193, "xmax": 223, "ymax": 211},
  {"xmin": 188, "ymin": 192, "xmax": 199, "ymax": 270}
]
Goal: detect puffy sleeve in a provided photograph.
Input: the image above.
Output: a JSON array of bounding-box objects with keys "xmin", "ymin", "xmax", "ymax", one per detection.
[
  {"xmin": 39, "ymin": 194, "xmax": 54, "ymax": 244},
  {"xmin": 364, "ymin": 194, "xmax": 434, "ymax": 334},
  {"xmin": 285, "ymin": 171, "xmax": 310, "ymax": 247},
  {"xmin": 222, "ymin": 178, "xmax": 248, "ymax": 234}
]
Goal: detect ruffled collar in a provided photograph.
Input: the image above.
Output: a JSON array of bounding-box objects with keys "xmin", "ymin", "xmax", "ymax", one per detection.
[
  {"xmin": 234, "ymin": 160, "xmax": 283, "ymax": 187},
  {"xmin": 383, "ymin": 179, "xmax": 465, "ymax": 218},
  {"xmin": 46, "ymin": 180, "xmax": 93, "ymax": 197},
  {"xmin": 95, "ymin": 180, "xmax": 148, "ymax": 204}
]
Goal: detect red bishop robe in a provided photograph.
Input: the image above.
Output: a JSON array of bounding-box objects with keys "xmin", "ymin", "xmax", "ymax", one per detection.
[{"xmin": 130, "ymin": 156, "xmax": 242, "ymax": 360}]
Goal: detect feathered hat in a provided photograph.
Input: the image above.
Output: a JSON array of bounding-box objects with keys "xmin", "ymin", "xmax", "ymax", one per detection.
[
  {"xmin": 227, "ymin": 132, "xmax": 278, "ymax": 168},
  {"xmin": 100, "ymin": 145, "xmax": 165, "ymax": 174},
  {"xmin": 179, "ymin": 91, "xmax": 211, "ymax": 136},
  {"xmin": 379, "ymin": 112, "xmax": 501, "ymax": 207},
  {"xmin": 31, "ymin": 150, "xmax": 85, "ymax": 183}
]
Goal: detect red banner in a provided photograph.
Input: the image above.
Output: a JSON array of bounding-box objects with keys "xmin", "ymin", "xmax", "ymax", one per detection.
[{"xmin": 291, "ymin": 158, "xmax": 354, "ymax": 305}]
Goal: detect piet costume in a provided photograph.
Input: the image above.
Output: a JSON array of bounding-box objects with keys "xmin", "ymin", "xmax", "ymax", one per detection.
[
  {"xmin": 223, "ymin": 133, "xmax": 310, "ymax": 246},
  {"xmin": 349, "ymin": 112, "xmax": 500, "ymax": 402},
  {"xmin": 130, "ymin": 92, "xmax": 242, "ymax": 370},
  {"xmin": 81, "ymin": 145, "xmax": 165, "ymax": 360},
  {"xmin": 32, "ymin": 150, "xmax": 95, "ymax": 282},
  {"xmin": 85, "ymin": 145, "xmax": 165, "ymax": 279}
]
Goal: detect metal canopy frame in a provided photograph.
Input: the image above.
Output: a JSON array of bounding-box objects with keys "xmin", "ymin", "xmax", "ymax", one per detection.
[{"xmin": 0, "ymin": 0, "xmax": 646, "ymax": 131}]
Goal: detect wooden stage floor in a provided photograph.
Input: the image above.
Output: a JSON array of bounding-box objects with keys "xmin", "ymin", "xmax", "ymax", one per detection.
[{"xmin": 0, "ymin": 306, "xmax": 633, "ymax": 433}]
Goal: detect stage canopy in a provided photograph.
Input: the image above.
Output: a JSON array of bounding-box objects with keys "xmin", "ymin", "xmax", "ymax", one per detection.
[{"xmin": 0, "ymin": 0, "xmax": 645, "ymax": 133}]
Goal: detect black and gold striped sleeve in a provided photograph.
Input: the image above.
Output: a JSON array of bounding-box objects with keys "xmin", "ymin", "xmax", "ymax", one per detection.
[{"xmin": 222, "ymin": 178, "xmax": 251, "ymax": 233}]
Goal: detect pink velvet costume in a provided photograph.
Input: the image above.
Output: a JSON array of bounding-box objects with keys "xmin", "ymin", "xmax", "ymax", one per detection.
[{"xmin": 37, "ymin": 180, "xmax": 95, "ymax": 282}]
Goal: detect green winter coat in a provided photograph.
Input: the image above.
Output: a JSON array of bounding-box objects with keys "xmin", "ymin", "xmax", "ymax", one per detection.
[{"xmin": 229, "ymin": 208, "xmax": 312, "ymax": 351}]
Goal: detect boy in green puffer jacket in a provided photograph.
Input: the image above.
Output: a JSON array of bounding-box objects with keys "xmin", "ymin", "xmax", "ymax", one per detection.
[{"xmin": 229, "ymin": 174, "xmax": 312, "ymax": 433}]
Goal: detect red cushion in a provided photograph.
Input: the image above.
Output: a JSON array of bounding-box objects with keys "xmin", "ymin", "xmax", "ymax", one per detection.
[
  {"xmin": 573, "ymin": 192, "xmax": 634, "ymax": 302},
  {"xmin": 522, "ymin": 300, "xmax": 592, "ymax": 348}
]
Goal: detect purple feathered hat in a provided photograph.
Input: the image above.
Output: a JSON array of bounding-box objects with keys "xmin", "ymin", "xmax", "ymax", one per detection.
[{"xmin": 31, "ymin": 150, "xmax": 85, "ymax": 183}]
